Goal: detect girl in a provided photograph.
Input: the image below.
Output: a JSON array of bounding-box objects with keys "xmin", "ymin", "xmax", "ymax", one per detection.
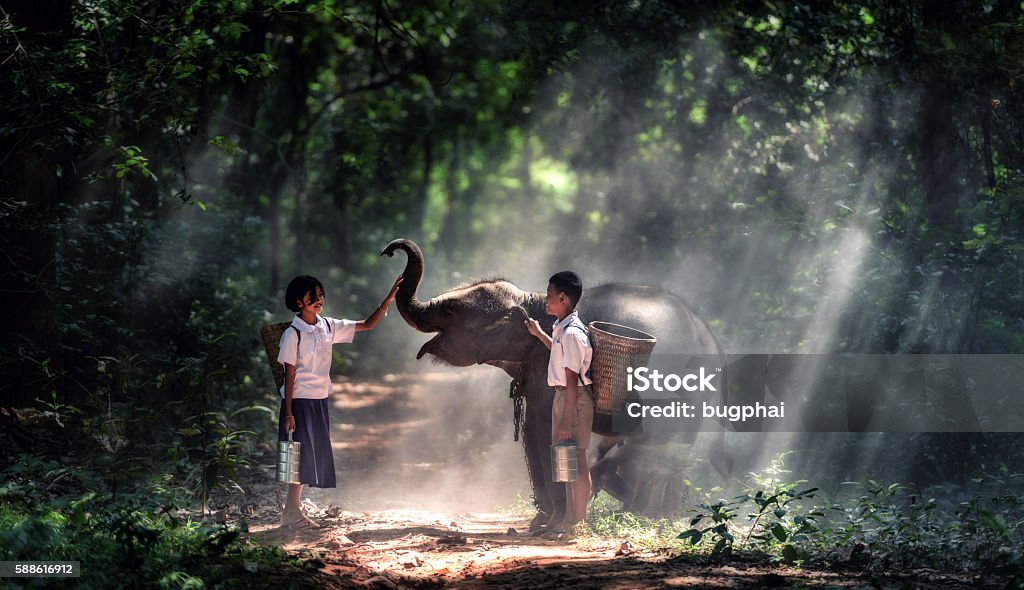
[{"xmin": 278, "ymin": 273, "xmax": 402, "ymax": 529}]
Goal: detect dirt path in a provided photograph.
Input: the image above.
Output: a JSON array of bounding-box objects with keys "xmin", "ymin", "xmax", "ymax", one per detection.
[
  {"xmin": 249, "ymin": 369, "xmax": 620, "ymax": 586},
  {"xmin": 252, "ymin": 508, "xmax": 624, "ymax": 588},
  {"xmin": 244, "ymin": 370, "xmax": 997, "ymax": 589},
  {"xmin": 249, "ymin": 507, "xmax": 991, "ymax": 589}
]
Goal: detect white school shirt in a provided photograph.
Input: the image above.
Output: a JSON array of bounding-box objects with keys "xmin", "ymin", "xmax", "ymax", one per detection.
[
  {"xmin": 546, "ymin": 310, "xmax": 593, "ymax": 388},
  {"xmin": 277, "ymin": 315, "xmax": 357, "ymax": 399}
]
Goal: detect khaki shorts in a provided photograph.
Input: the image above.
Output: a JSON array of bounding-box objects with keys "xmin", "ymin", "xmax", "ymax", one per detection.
[{"xmin": 552, "ymin": 385, "xmax": 594, "ymax": 449}]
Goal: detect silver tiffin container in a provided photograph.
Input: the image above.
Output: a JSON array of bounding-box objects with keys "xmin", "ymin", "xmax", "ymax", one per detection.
[
  {"xmin": 276, "ymin": 431, "xmax": 301, "ymax": 484},
  {"xmin": 551, "ymin": 442, "xmax": 578, "ymax": 482}
]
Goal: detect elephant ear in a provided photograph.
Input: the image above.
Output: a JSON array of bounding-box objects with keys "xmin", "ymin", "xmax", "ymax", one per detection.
[
  {"xmin": 510, "ymin": 305, "xmax": 531, "ymax": 323},
  {"xmin": 509, "ymin": 305, "xmax": 538, "ymax": 337}
]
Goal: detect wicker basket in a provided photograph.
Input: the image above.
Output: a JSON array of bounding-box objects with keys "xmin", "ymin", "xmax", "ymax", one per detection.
[
  {"xmin": 588, "ymin": 321, "xmax": 657, "ymax": 414},
  {"xmin": 260, "ymin": 322, "xmax": 292, "ymax": 391}
]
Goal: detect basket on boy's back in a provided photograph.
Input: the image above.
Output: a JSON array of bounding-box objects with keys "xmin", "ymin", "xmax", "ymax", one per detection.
[{"xmin": 587, "ymin": 321, "xmax": 658, "ymax": 415}]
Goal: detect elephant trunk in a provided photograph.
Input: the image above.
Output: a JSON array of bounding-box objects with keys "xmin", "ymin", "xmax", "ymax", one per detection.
[{"xmin": 380, "ymin": 238, "xmax": 439, "ymax": 332}]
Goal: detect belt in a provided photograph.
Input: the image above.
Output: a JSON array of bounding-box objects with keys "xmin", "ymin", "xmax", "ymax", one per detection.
[{"xmin": 554, "ymin": 384, "xmax": 593, "ymax": 393}]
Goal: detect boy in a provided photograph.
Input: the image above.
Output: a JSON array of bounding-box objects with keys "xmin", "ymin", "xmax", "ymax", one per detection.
[{"xmin": 525, "ymin": 271, "xmax": 594, "ymax": 534}]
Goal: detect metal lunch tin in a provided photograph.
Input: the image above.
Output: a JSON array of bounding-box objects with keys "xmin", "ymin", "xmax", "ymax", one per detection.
[
  {"xmin": 276, "ymin": 430, "xmax": 301, "ymax": 484},
  {"xmin": 551, "ymin": 441, "xmax": 579, "ymax": 482}
]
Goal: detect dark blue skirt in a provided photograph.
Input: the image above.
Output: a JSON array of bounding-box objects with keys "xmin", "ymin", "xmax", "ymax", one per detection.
[{"xmin": 278, "ymin": 398, "xmax": 336, "ymax": 488}]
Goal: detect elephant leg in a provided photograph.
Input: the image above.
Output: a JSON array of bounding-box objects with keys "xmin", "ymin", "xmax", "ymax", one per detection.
[
  {"xmin": 523, "ymin": 406, "xmax": 553, "ymax": 525},
  {"xmin": 626, "ymin": 467, "xmax": 656, "ymax": 514},
  {"xmin": 627, "ymin": 457, "xmax": 671, "ymax": 518},
  {"xmin": 524, "ymin": 380, "xmax": 564, "ymax": 531},
  {"xmin": 590, "ymin": 436, "xmax": 618, "ymax": 497},
  {"xmin": 591, "ymin": 442, "xmax": 634, "ymax": 503},
  {"xmin": 642, "ymin": 477, "xmax": 671, "ymax": 517},
  {"xmin": 657, "ymin": 475, "xmax": 685, "ymax": 517},
  {"xmin": 523, "ymin": 414, "xmax": 552, "ymax": 531},
  {"xmin": 629, "ymin": 470, "xmax": 685, "ymax": 518}
]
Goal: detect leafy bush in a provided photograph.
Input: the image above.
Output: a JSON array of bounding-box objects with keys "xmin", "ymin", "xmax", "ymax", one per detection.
[
  {"xmin": 0, "ymin": 483, "xmax": 291, "ymax": 590},
  {"xmin": 672, "ymin": 454, "xmax": 1024, "ymax": 577}
]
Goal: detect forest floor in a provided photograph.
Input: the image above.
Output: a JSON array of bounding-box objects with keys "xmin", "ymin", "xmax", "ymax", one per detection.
[{"xmin": 240, "ymin": 371, "xmax": 1003, "ymax": 589}]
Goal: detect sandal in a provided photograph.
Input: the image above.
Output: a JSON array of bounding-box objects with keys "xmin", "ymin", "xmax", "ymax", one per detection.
[{"xmin": 286, "ymin": 515, "xmax": 319, "ymax": 530}]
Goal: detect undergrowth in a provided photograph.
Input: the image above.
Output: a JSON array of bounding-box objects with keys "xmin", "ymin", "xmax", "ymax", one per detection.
[
  {"xmin": 571, "ymin": 452, "xmax": 1024, "ymax": 584},
  {"xmin": 0, "ymin": 453, "xmax": 293, "ymax": 590}
]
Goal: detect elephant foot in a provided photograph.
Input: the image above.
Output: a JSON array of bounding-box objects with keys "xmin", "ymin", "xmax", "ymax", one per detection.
[{"xmin": 527, "ymin": 511, "xmax": 552, "ymax": 534}]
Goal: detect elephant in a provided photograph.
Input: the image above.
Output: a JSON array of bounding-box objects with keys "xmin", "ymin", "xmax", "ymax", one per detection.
[{"xmin": 380, "ymin": 238, "xmax": 729, "ymax": 528}]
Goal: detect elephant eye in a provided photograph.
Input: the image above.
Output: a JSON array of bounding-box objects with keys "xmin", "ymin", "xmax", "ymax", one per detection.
[{"xmin": 443, "ymin": 308, "xmax": 454, "ymax": 317}]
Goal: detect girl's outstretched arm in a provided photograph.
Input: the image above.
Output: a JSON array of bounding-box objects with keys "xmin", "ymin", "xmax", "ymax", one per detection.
[{"xmin": 355, "ymin": 275, "xmax": 403, "ymax": 332}]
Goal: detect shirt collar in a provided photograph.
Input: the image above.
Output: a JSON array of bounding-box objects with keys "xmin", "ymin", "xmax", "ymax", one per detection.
[
  {"xmin": 290, "ymin": 314, "xmax": 323, "ymax": 333},
  {"xmin": 552, "ymin": 310, "xmax": 579, "ymax": 333}
]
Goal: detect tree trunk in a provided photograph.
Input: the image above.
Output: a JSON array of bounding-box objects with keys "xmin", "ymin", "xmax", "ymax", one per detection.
[
  {"xmin": 0, "ymin": 1, "xmax": 70, "ymax": 407},
  {"xmin": 919, "ymin": 0, "xmax": 962, "ymax": 231}
]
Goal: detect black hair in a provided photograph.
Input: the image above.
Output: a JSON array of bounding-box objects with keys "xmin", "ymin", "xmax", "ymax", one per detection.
[
  {"xmin": 548, "ymin": 271, "xmax": 583, "ymax": 308},
  {"xmin": 285, "ymin": 275, "xmax": 325, "ymax": 313}
]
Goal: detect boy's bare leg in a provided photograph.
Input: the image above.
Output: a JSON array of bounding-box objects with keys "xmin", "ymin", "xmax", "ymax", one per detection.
[
  {"xmin": 567, "ymin": 449, "xmax": 591, "ymax": 525},
  {"xmin": 564, "ymin": 482, "xmax": 576, "ymax": 527}
]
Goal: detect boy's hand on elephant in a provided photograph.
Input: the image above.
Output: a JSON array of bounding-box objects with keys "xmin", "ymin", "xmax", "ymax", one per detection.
[{"xmin": 524, "ymin": 317, "xmax": 543, "ymax": 338}]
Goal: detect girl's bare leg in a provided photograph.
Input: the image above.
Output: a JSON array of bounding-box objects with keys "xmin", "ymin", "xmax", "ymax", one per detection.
[{"xmin": 282, "ymin": 483, "xmax": 303, "ymax": 523}]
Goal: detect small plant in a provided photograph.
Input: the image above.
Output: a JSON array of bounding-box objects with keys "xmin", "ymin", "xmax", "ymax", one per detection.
[
  {"xmin": 677, "ymin": 497, "xmax": 741, "ymax": 560},
  {"xmin": 675, "ymin": 452, "xmax": 822, "ymax": 563},
  {"xmin": 741, "ymin": 486, "xmax": 822, "ymax": 565}
]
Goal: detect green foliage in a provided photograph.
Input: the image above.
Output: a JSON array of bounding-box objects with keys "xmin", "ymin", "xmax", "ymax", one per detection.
[
  {"xmin": 0, "ymin": 486, "xmax": 289, "ymax": 590},
  {"xmin": 677, "ymin": 454, "xmax": 812, "ymax": 563},
  {"xmin": 820, "ymin": 472, "xmax": 1024, "ymax": 573},
  {"xmin": 669, "ymin": 454, "xmax": 1024, "ymax": 577},
  {"xmin": 580, "ymin": 491, "xmax": 691, "ymax": 555}
]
